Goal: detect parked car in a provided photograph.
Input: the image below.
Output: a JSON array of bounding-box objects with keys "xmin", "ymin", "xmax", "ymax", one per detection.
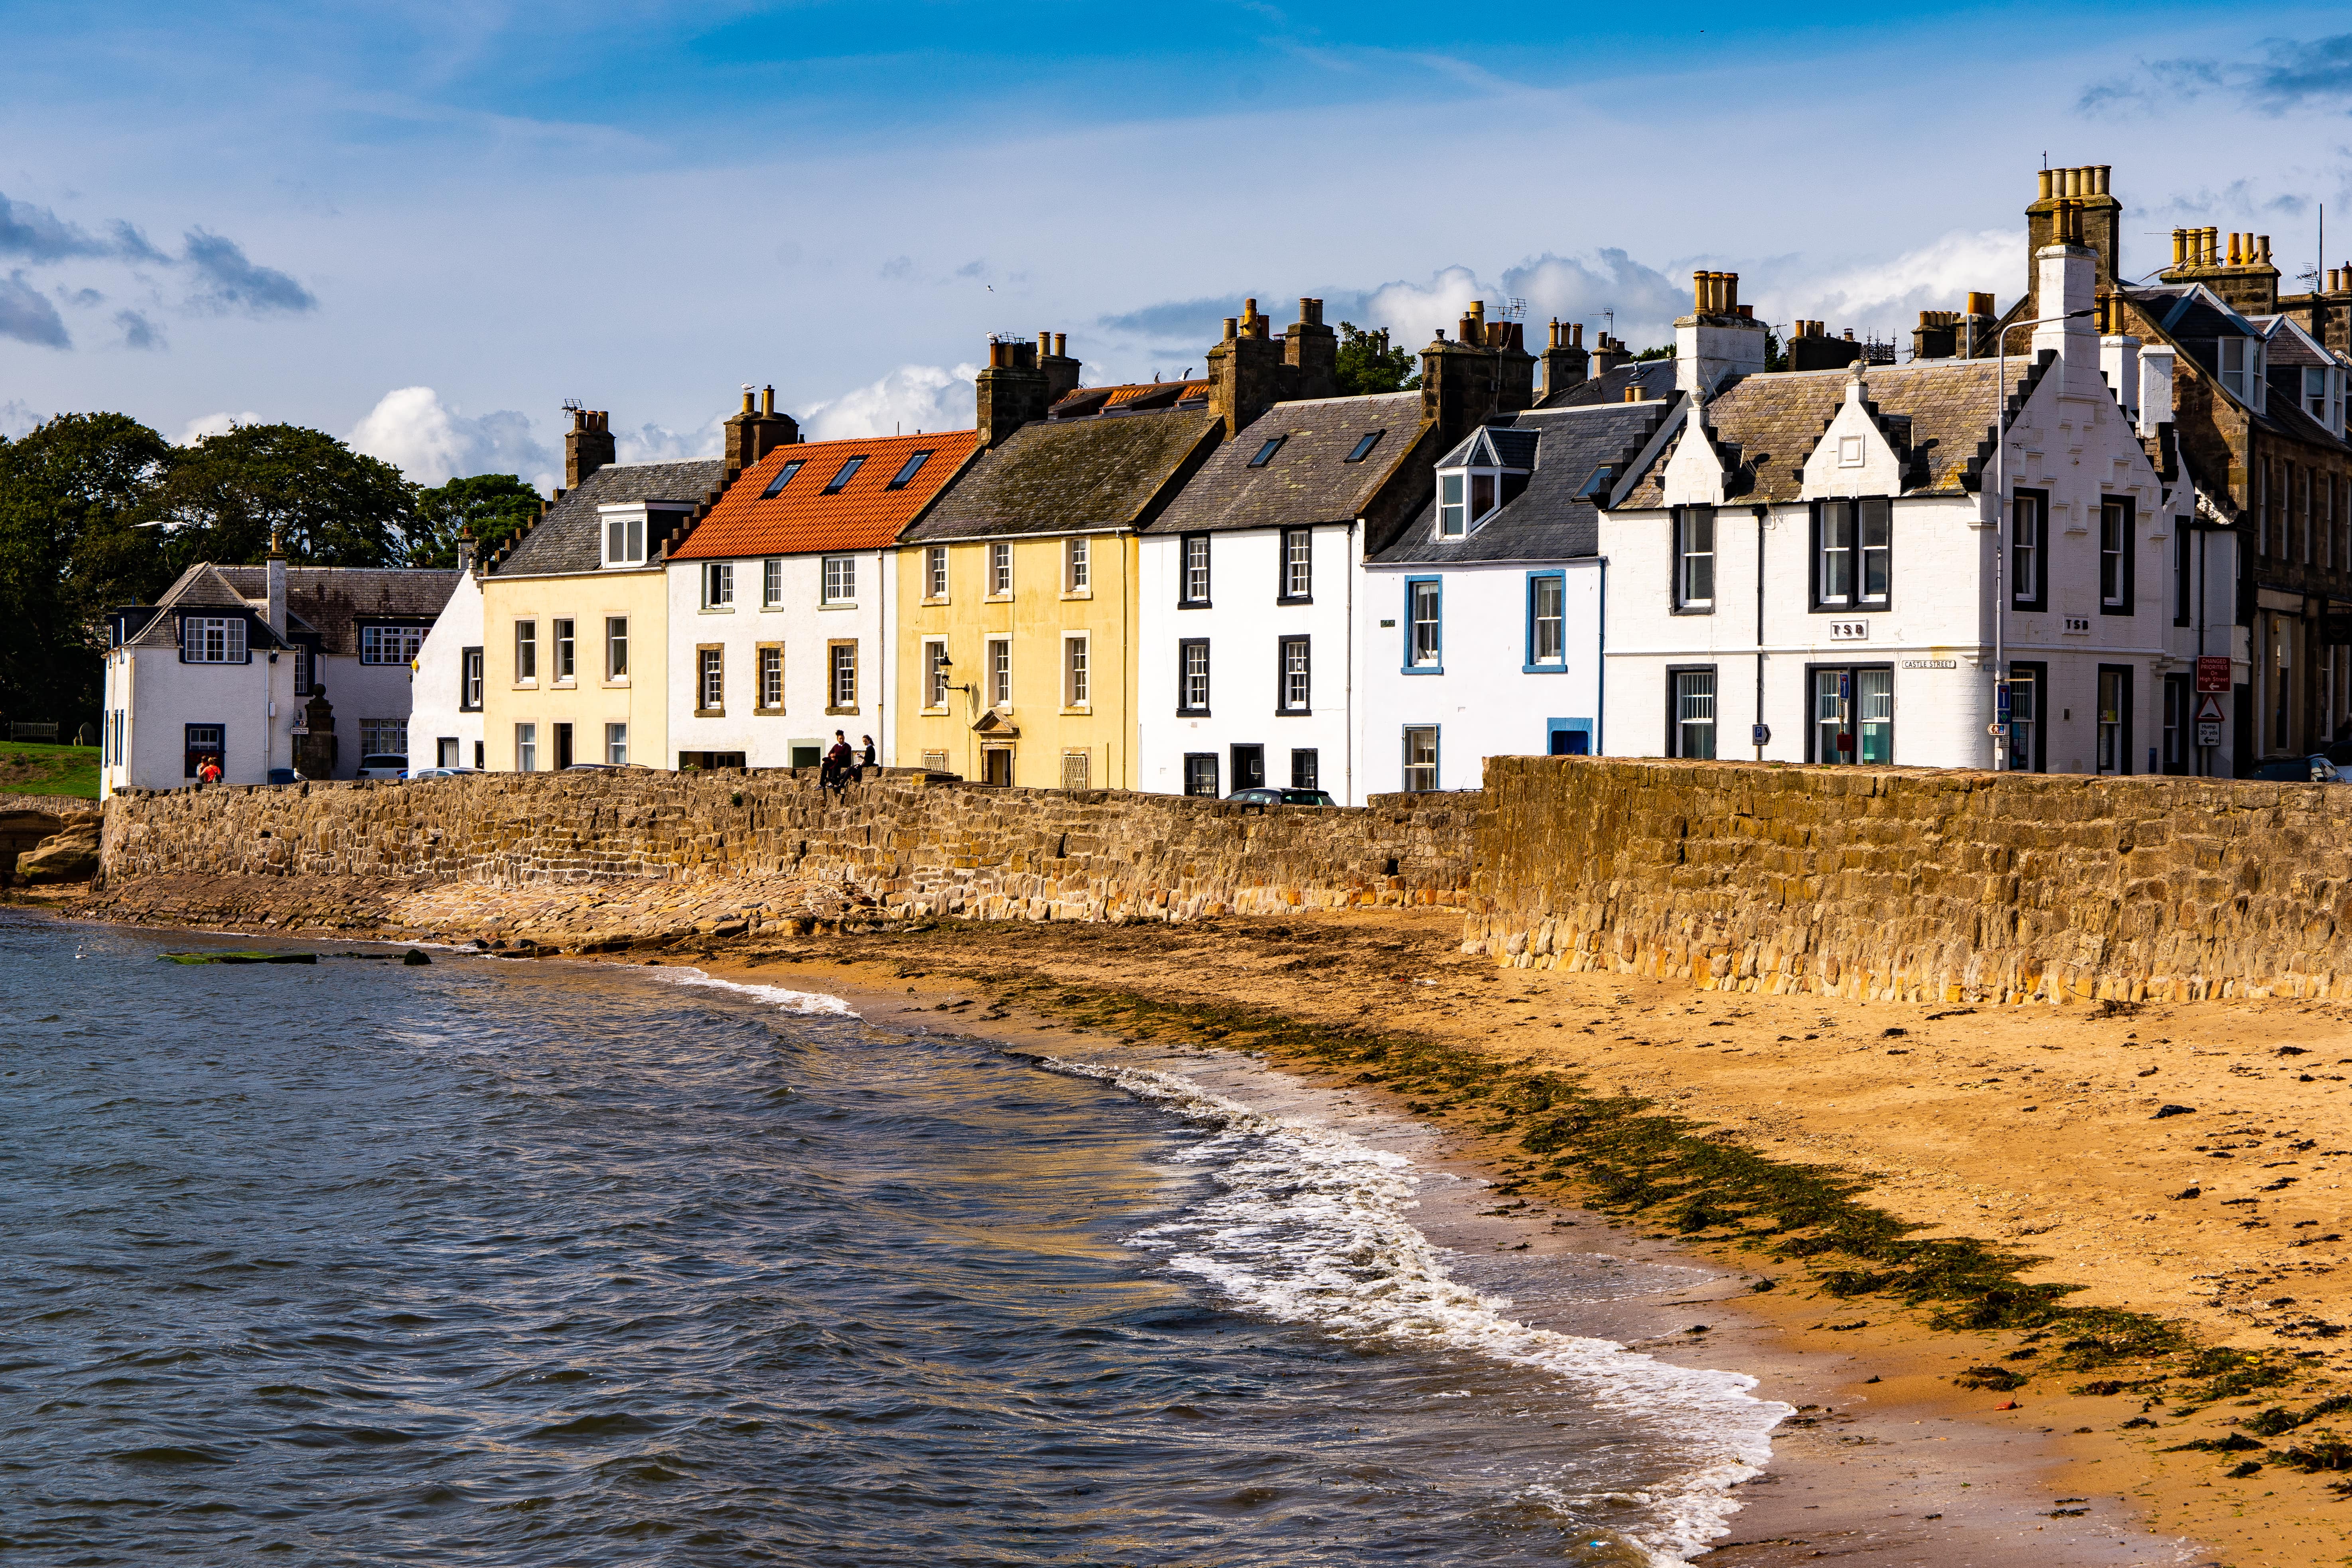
[
  {"xmin": 1226, "ymin": 786, "xmax": 1338, "ymax": 807},
  {"xmin": 408, "ymin": 767, "xmax": 478, "ymax": 780},
  {"xmin": 2248, "ymin": 754, "xmax": 2343, "ymax": 784},
  {"xmin": 354, "ymin": 754, "xmax": 409, "ymax": 781}
]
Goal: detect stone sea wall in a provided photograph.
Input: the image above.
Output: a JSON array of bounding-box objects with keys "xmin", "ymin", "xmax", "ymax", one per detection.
[
  {"xmin": 1464, "ymin": 756, "xmax": 2352, "ymax": 1004},
  {"xmin": 97, "ymin": 769, "xmax": 1476, "ymax": 924}
]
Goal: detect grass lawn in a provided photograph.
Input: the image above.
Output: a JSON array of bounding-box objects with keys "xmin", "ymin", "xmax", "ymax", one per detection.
[{"xmin": 0, "ymin": 742, "xmax": 101, "ymax": 799}]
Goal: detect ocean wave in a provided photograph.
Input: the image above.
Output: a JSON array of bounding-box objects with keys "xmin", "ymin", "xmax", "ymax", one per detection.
[
  {"xmin": 1041, "ymin": 1056, "xmax": 1790, "ymax": 1566},
  {"xmin": 651, "ymin": 968, "xmax": 859, "ymax": 1018}
]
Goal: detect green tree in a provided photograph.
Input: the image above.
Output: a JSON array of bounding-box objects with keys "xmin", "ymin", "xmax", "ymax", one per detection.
[
  {"xmin": 149, "ymin": 423, "xmax": 419, "ymax": 570},
  {"xmin": 411, "ymin": 473, "xmax": 543, "ymax": 566},
  {"xmin": 1333, "ymin": 323, "xmax": 1421, "ymax": 396},
  {"xmin": 0, "ymin": 412, "xmax": 173, "ymax": 735}
]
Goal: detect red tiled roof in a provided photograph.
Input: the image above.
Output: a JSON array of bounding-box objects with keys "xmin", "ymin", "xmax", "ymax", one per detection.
[
  {"xmin": 671, "ymin": 429, "xmax": 979, "ymax": 560},
  {"xmin": 1101, "ymin": 380, "xmax": 1207, "ymax": 406}
]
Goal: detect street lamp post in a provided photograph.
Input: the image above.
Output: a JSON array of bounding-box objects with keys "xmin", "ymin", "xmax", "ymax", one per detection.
[{"xmin": 1988, "ymin": 306, "xmax": 2097, "ymax": 769}]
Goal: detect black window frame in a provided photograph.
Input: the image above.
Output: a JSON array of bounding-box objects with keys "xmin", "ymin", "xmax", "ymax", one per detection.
[
  {"xmin": 183, "ymin": 722, "xmax": 225, "ymax": 779},
  {"xmin": 1664, "ymin": 664, "xmax": 1719, "ymax": 759},
  {"xmin": 1248, "ymin": 436, "xmax": 1285, "ymax": 468},
  {"xmin": 1277, "ymin": 526, "xmax": 1313, "ymax": 604},
  {"xmin": 2008, "ymin": 487, "xmax": 2048, "ymax": 612},
  {"xmin": 2098, "ymin": 495, "xmax": 2136, "ymax": 615},
  {"xmin": 1230, "ymin": 743, "xmax": 1266, "ymax": 790},
  {"xmin": 1290, "ymin": 747, "xmax": 1319, "ymax": 789},
  {"xmin": 1671, "ymin": 505, "xmax": 1716, "ymax": 614},
  {"xmin": 1343, "ymin": 431, "xmax": 1384, "ymax": 463},
  {"xmin": 759, "ymin": 458, "xmax": 806, "ymax": 499},
  {"xmin": 2096, "ymin": 663, "xmax": 2134, "ymax": 773},
  {"xmin": 1183, "ymin": 752, "xmax": 1218, "ymax": 797},
  {"xmin": 459, "ymin": 646, "xmax": 484, "ymax": 712},
  {"xmin": 2162, "ymin": 670, "xmax": 2192, "ymax": 775},
  {"xmin": 2172, "ymin": 525, "xmax": 2192, "ymax": 627},
  {"xmin": 1808, "ymin": 496, "xmax": 1894, "ymax": 613},
  {"xmin": 2005, "ymin": 660, "xmax": 2047, "ymax": 773},
  {"xmin": 1176, "ymin": 637, "xmax": 1211, "ymax": 715},
  {"xmin": 1276, "ymin": 633, "xmax": 1311, "ymax": 714},
  {"xmin": 1179, "ymin": 533, "xmax": 1212, "ymax": 607},
  {"xmin": 1804, "ymin": 662, "xmax": 1897, "ymax": 765}
]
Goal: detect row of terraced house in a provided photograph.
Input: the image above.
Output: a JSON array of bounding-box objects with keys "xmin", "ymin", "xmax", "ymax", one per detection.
[{"xmin": 97, "ymin": 161, "xmax": 2352, "ymax": 801}]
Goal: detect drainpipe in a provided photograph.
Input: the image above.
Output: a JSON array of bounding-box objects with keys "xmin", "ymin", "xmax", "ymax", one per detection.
[
  {"xmin": 1345, "ymin": 518, "xmax": 1358, "ymax": 805},
  {"xmin": 1595, "ymin": 556, "xmax": 1609, "ymax": 755},
  {"xmin": 1753, "ymin": 505, "xmax": 1768, "ymax": 757}
]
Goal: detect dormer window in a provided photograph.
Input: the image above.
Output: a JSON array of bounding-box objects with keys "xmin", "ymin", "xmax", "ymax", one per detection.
[
  {"xmin": 1434, "ymin": 430, "xmax": 1526, "ymax": 539},
  {"xmin": 601, "ymin": 507, "xmax": 647, "ymax": 567},
  {"xmin": 2218, "ymin": 337, "xmax": 2265, "ymax": 409},
  {"xmin": 1814, "ymin": 497, "xmax": 1891, "ymax": 611},
  {"xmin": 2305, "ymin": 366, "xmax": 2344, "ymax": 434}
]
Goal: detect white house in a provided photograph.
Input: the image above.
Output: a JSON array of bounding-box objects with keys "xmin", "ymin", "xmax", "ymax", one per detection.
[
  {"xmin": 1139, "ymin": 391, "xmax": 1431, "ymax": 802},
  {"xmin": 101, "ymin": 554, "xmax": 457, "ymax": 795},
  {"xmin": 408, "ymin": 543, "xmax": 485, "ymax": 770},
  {"xmin": 666, "ymin": 429, "xmax": 976, "ymax": 769},
  {"xmin": 1599, "ymin": 214, "xmax": 2236, "ymax": 775},
  {"xmin": 1356, "ymin": 399, "xmax": 1674, "ymax": 793}
]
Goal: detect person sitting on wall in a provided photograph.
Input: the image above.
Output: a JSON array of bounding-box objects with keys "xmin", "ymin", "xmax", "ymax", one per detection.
[
  {"xmin": 822, "ymin": 730, "xmax": 855, "ymax": 794},
  {"xmin": 860, "ymin": 734, "xmax": 877, "ymax": 778},
  {"xmin": 198, "ymin": 755, "xmax": 223, "ymax": 787}
]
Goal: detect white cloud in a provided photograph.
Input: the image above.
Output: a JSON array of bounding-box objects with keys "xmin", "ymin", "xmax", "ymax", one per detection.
[
  {"xmin": 177, "ymin": 410, "xmax": 262, "ymax": 444},
  {"xmin": 1347, "ymin": 266, "xmax": 1488, "ymax": 345},
  {"xmin": 347, "ymin": 385, "xmax": 557, "ymax": 491},
  {"xmin": 0, "ymin": 398, "xmax": 42, "ymax": 439},
  {"xmin": 1745, "ymin": 229, "xmax": 2023, "ymax": 344},
  {"xmin": 614, "ymin": 415, "xmax": 724, "ymax": 466},
  {"xmin": 798, "ymin": 363, "xmax": 980, "ymax": 442}
]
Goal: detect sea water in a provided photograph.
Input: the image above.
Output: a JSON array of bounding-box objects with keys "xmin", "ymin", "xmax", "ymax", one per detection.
[{"xmin": 0, "ymin": 912, "xmax": 1784, "ymax": 1565}]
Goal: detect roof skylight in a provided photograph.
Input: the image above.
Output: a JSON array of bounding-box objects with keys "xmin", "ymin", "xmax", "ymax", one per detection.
[
  {"xmin": 885, "ymin": 449, "xmax": 936, "ymax": 490},
  {"xmin": 821, "ymin": 456, "xmax": 867, "ymax": 495},
  {"xmin": 760, "ymin": 459, "xmax": 806, "ymax": 499},
  {"xmin": 1344, "ymin": 431, "xmax": 1383, "ymax": 463},
  {"xmin": 1248, "ymin": 436, "xmax": 1285, "ymax": 467}
]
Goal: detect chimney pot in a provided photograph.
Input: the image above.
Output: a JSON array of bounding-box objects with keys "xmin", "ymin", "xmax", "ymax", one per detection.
[
  {"xmin": 1053, "ymin": 332, "xmax": 1067, "ymax": 357},
  {"xmin": 2228, "ymin": 232, "xmax": 2242, "ymax": 265},
  {"xmin": 760, "ymin": 385, "xmax": 774, "ymax": 416},
  {"xmin": 2259, "ymin": 234, "xmax": 2272, "ymax": 263},
  {"xmin": 2037, "ymin": 168, "xmax": 2053, "ymax": 201},
  {"xmin": 1223, "ymin": 317, "xmax": 1238, "ymax": 341}
]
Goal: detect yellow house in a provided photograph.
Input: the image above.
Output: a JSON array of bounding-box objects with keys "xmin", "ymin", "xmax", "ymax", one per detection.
[
  {"xmin": 895, "ymin": 340, "xmax": 1220, "ymax": 787},
  {"xmin": 478, "ymin": 420, "xmax": 724, "ymax": 771}
]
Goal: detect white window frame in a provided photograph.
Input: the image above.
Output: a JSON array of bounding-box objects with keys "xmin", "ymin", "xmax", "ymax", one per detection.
[
  {"xmin": 987, "ymin": 635, "xmax": 1011, "ymax": 708},
  {"xmin": 763, "ymin": 558, "xmax": 783, "ymax": 607},
  {"xmin": 515, "ymin": 722, "xmax": 537, "ymax": 772},
  {"xmin": 926, "ymin": 545, "xmax": 949, "ymax": 599},
  {"xmin": 605, "ymin": 616, "xmax": 629, "ymax": 680},
  {"xmin": 1408, "ymin": 579, "xmax": 1441, "ymax": 669},
  {"xmin": 1180, "ymin": 534, "xmax": 1211, "ymax": 605},
  {"xmin": 1065, "ymin": 536, "xmax": 1090, "ymax": 593},
  {"xmin": 699, "ymin": 647, "xmax": 724, "ymax": 711},
  {"xmin": 1402, "ymin": 725, "xmax": 1439, "ymax": 791},
  {"xmin": 704, "ymin": 561, "xmax": 734, "ymax": 608},
  {"xmin": 1063, "ymin": 633, "xmax": 1090, "ymax": 709},
  {"xmin": 515, "ymin": 619, "xmax": 537, "ymax": 683},
  {"xmin": 822, "ymin": 554, "xmax": 856, "ymax": 604},
  {"xmin": 829, "ymin": 641, "xmax": 858, "ymax": 709},
  {"xmin": 758, "ymin": 645, "xmax": 783, "ymax": 711},
  {"xmin": 359, "ymin": 624, "xmax": 423, "ymax": 665},
  {"xmin": 1279, "ymin": 634, "xmax": 1310, "ymax": 712},
  {"xmin": 601, "ymin": 507, "xmax": 647, "ymax": 567},
  {"xmin": 923, "ymin": 638, "xmax": 950, "ymax": 710},
  {"xmin": 605, "ymin": 722, "xmax": 628, "ymax": 765},
  {"xmin": 181, "ymin": 615, "xmax": 246, "ymax": 663},
  {"xmin": 1674, "ymin": 507, "xmax": 1715, "ymax": 611},
  {"xmin": 1281, "ymin": 527, "xmax": 1312, "ymax": 600},
  {"xmin": 988, "ymin": 541, "xmax": 1013, "ymax": 597}
]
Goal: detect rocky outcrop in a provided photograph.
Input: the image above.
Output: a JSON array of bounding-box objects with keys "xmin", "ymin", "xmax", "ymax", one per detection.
[{"xmin": 7, "ymin": 805, "xmax": 102, "ymax": 884}]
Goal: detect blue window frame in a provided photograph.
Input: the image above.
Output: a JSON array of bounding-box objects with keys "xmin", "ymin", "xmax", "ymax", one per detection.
[
  {"xmin": 1403, "ymin": 576, "xmax": 1442, "ymax": 674},
  {"xmin": 1546, "ymin": 718, "xmax": 1592, "ymax": 755},
  {"xmin": 1524, "ymin": 570, "xmax": 1567, "ymax": 673}
]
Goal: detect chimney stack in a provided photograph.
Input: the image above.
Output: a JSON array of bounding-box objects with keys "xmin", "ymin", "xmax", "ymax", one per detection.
[
  {"xmin": 266, "ymin": 526, "xmax": 287, "ymax": 635},
  {"xmin": 2034, "ymin": 200, "xmax": 2101, "ymax": 394},
  {"xmin": 565, "ymin": 405, "xmax": 615, "ymax": 489},
  {"xmin": 2138, "ymin": 345, "xmax": 2176, "ymax": 440},
  {"xmin": 1541, "ymin": 318, "xmax": 1590, "ymax": 400},
  {"xmin": 2022, "ymin": 162, "xmax": 2123, "ymax": 320},
  {"xmin": 1676, "ymin": 269, "xmax": 1766, "ymax": 392},
  {"xmin": 977, "ymin": 335, "xmax": 1049, "ymax": 448},
  {"xmin": 1037, "ymin": 329, "xmax": 1083, "ymax": 407},
  {"xmin": 1283, "ymin": 297, "xmax": 1339, "ymax": 400},
  {"xmin": 1207, "ymin": 297, "xmax": 1288, "ymax": 437}
]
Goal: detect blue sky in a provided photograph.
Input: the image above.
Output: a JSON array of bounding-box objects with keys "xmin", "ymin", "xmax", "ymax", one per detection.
[{"xmin": 5, "ymin": 1, "xmax": 2351, "ymax": 488}]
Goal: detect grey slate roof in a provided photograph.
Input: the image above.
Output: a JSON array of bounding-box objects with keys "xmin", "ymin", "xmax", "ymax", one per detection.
[
  {"xmin": 1617, "ymin": 359, "xmax": 2010, "ymax": 509},
  {"xmin": 126, "ymin": 563, "xmax": 458, "ymax": 653},
  {"xmin": 493, "ymin": 459, "xmax": 724, "ymax": 578},
  {"xmin": 1371, "ymin": 401, "xmax": 1673, "ymax": 565},
  {"xmin": 1149, "ymin": 392, "xmax": 1426, "ymax": 535},
  {"xmin": 905, "ymin": 408, "xmax": 1222, "ymax": 541},
  {"xmin": 1540, "ymin": 358, "xmax": 1680, "ymax": 408},
  {"xmin": 2125, "ymin": 285, "xmax": 2352, "ymax": 454}
]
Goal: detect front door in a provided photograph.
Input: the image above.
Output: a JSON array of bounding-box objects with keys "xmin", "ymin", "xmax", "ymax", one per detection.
[
  {"xmin": 1230, "ymin": 744, "xmax": 1265, "ymax": 791},
  {"xmin": 554, "ymin": 722, "xmax": 574, "ymax": 770},
  {"xmin": 982, "ymin": 748, "xmax": 1014, "ymax": 785}
]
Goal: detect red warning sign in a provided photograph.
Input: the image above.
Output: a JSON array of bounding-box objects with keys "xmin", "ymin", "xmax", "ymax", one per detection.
[{"xmin": 2196, "ymin": 693, "xmax": 2226, "ymax": 723}]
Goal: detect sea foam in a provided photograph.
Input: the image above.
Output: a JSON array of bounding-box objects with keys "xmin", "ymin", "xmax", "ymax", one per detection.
[
  {"xmin": 1044, "ymin": 1055, "xmax": 1791, "ymax": 1565},
  {"xmin": 651, "ymin": 967, "xmax": 859, "ymax": 1018}
]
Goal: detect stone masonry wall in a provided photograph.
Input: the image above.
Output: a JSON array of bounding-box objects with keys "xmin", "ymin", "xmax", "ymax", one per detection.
[
  {"xmin": 98, "ymin": 769, "xmax": 1476, "ymax": 923},
  {"xmin": 1465, "ymin": 756, "xmax": 2352, "ymax": 1004}
]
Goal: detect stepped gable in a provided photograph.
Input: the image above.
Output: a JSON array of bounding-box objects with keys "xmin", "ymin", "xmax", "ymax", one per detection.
[
  {"xmin": 905, "ymin": 407, "xmax": 1222, "ymax": 542},
  {"xmin": 1619, "ymin": 359, "xmax": 2009, "ymax": 507},
  {"xmin": 1376, "ymin": 400, "xmax": 1670, "ymax": 564},
  {"xmin": 672, "ymin": 430, "xmax": 978, "ymax": 561},
  {"xmin": 1150, "ymin": 392, "xmax": 1426, "ymax": 536},
  {"xmin": 493, "ymin": 458, "xmax": 724, "ymax": 576}
]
